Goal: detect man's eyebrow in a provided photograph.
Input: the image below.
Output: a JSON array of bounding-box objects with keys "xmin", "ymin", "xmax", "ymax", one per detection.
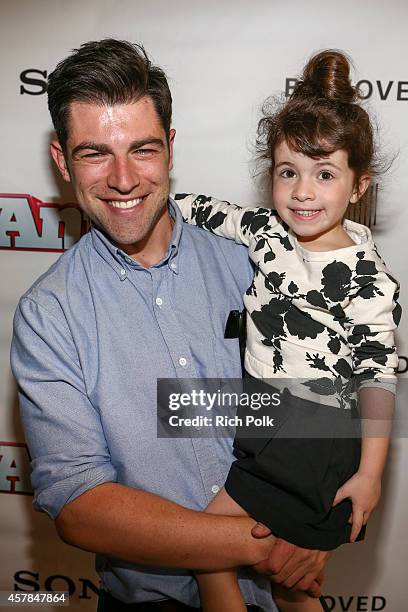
[
  {"xmin": 129, "ymin": 137, "xmax": 165, "ymax": 150},
  {"xmin": 71, "ymin": 138, "xmax": 166, "ymax": 157},
  {"xmin": 71, "ymin": 142, "xmax": 110, "ymax": 156}
]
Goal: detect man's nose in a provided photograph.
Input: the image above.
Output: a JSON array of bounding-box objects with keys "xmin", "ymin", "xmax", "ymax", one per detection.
[
  {"xmin": 107, "ymin": 158, "xmax": 140, "ymax": 194},
  {"xmin": 291, "ymin": 178, "xmax": 315, "ymax": 202}
]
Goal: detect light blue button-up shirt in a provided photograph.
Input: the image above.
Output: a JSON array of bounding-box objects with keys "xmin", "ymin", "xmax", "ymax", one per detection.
[{"xmin": 11, "ymin": 200, "xmax": 276, "ymax": 610}]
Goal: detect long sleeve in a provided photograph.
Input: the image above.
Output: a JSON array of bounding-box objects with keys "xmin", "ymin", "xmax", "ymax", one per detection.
[
  {"xmin": 174, "ymin": 193, "xmax": 276, "ymax": 246},
  {"xmin": 11, "ymin": 298, "xmax": 117, "ymax": 518},
  {"xmin": 344, "ymin": 267, "xmax": 401, "ymax": 392}
]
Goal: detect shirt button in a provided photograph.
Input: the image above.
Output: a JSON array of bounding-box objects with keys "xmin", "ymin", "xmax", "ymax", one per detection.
[
  {"xmin": 211, "ymin": 485, "xmax": 220, "ymax": 494},
  {"xmin": 155, "ymin": 297, "xmax": 163, "ymax": 306},
  {"xmin": 170, "ymin": 262, "xmax": 177, "ymax": 270},
  {"xmin": 120, "ymin": 268, "xmax": 126, "ymax": 276},
  {"xmin": 179, "ymin": 357, "xmax": 187, "ymax": 367}
]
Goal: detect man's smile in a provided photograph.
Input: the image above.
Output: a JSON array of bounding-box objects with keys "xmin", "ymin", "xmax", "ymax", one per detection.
[{"xmin": 103, "ymin": 196, "xmax": 146, "ymax": 210}]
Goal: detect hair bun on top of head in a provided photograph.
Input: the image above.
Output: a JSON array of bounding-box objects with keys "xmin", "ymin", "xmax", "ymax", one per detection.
[{"xmin": 292, "ymin": 50, "xmax": 358, "ymax": 104}]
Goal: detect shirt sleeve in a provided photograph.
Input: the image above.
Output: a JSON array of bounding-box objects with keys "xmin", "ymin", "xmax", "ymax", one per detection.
[
  {"xmin": 173, "ymin": 193, "xmax": 276, "ymax": 246},
  {"xmin": 344, "ymin": 268, "xmax": 401, "ymax": 394},
  {"xmin": 10, "ymin": 297, "xmax": 117, "ymax": 519}
]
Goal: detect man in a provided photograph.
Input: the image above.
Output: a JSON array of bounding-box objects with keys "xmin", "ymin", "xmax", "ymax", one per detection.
[{"xmin": 11, "ymin": 39, "xmax": 328, "ymax": 611}]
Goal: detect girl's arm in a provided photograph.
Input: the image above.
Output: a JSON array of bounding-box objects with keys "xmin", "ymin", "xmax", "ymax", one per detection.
[
  {"xmin": 333, "ymin": 387, "xmax": 394, "ymax": 541},
  {"xmin": 174, "ymin": 193, "xmax": 276, "ymax": 246},
  {"xmin": 334, "ymin": 267, "xmax": 400, "ymax": 541}
]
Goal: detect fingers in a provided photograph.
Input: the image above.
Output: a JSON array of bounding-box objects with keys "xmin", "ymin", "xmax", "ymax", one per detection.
[
  {"xmin": 279, "ymin": 564, "xmax": 319, "ymax": 591},
  {"xmin": 278, "ymin": 550, "xmax": 328, "ymax": 596},
  {"xmin": 350, "ymin": 507, "xmax": 365, "ymax": 542},
  {"xmin": 298, "ymin": 575, "xmax": 322, "ymax": 598},
  {"xmin": 273, "ymin": 552, "xmax": 324, "ymax": 592},
  {"xmin": 315, "ymin": 568, "xmax": 326, "ymax": 586},
  {"xmin": 251, "ymin": 522, "xmax": 272, "ymax": 539},
  {"xmin": 253, "ymin": 539, "xmax": 296, "ymax": 575},
  {"xmin": 253, "ymin": 562, "xmax": 322, "ymax": 597},
  {"xmin": 252, "ymin": 538, "xmax": 329, "ymax": 598},
  {"xmin": 332, "ymin": 486, "xmax": 346, "ymax": 507}
]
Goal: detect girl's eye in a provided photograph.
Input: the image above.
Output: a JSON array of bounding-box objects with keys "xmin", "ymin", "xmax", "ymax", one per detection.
[
  {"xmin": 319, "ymin": 170, "xmax": 334, "ymax": 180},
  {"xmin": 280, "ymin": 169, "xmax": 296, "ymax": 178}
]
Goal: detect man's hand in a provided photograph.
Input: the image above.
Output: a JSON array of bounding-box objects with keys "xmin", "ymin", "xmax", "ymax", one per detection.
[{"xmin": 250, "ymin": 523, "xmax": 329, "ymax": 597}]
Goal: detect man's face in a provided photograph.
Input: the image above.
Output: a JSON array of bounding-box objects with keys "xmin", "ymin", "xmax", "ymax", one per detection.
[{"xmin": 51, "ymin": 97, "xmax": 175, "ymax": 258}]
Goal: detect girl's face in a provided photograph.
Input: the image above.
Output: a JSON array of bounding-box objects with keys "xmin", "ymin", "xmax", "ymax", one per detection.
[{"xmin": 272, "ymin": 140, "xmax": 369, "ymax": 249}]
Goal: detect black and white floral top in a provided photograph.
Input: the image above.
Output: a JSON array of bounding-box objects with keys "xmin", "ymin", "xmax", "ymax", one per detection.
[{"xmin": 175, "ymin": 194, "xmax": 401, "ymax": 394}]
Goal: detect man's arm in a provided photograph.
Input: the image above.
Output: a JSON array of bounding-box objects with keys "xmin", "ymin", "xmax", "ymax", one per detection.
[
  {"xmin": 56, "ymin": 482, "xmax": 327, "ymax": 596},
  {"xmin": 55, "ymin": 481, "xmax": 273, "ymax": 570}
]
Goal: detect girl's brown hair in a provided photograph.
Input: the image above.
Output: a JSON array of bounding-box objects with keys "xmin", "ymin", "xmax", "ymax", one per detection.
[{"xmin": 257, "ymin": 50, "xmax": 378, "ymax": 194}]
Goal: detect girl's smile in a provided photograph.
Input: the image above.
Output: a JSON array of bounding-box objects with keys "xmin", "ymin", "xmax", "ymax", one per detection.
[{"xmin": 272, "ymin": 141, "xmax": 370, "ymax": 251}]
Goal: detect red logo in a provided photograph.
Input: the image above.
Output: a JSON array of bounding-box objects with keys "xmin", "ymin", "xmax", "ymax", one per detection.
[
  {"xmin": 0, "ymin": 194, "xmax": 89, "ymax": 252},
  {"xmin": 0, "ymin": 442, "xmax": 33, "ymax": 495}
]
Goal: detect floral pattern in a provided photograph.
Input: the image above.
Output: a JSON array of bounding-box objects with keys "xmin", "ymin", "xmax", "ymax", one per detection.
[{"xmin": 175, "ymin": 194, "xmax": 400, "ymax": 387}]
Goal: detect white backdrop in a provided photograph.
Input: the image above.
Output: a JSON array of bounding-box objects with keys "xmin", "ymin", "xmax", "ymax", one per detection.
[{"xmin": 1, "ymin": 1, "xmax": 407, "ymax": 610}]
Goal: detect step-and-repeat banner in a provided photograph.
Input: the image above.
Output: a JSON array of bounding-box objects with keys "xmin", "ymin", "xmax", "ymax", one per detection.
[{"xmin": 1, "ymin": 1, "xmax": 407, "ymax": 610}]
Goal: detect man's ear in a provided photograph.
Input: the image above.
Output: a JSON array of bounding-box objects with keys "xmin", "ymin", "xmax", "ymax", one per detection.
[
  {"xmin": 168, "ymin": 128, "xmax": 176, "ymax": 171},
  {"xmin": 350, "ymin": 174, "xmax": 371, "ymax": 204},
  {"xmin": 50, "ymin": 140, "xmax": 71, "ymax": 182}
]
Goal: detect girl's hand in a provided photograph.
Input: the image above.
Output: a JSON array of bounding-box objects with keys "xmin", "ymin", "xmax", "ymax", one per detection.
[{"xmin": 332, "ymin": 472, "xmax": 381, "ymax": 542}]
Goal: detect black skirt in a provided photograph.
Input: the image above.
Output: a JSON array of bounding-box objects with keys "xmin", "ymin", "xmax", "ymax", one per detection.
[{"xmin": 224, "ymin": 375, "xmax": 365, "ymax": 550}]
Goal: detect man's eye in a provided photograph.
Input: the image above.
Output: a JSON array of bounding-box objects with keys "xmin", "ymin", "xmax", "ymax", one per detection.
[
  {"xmin": 319, "ymin": 170, "xmax": 334, "ymax": 180},
  {"xmin": 82, "ymin": 152, "xmax": 104, "ymax": 159},
  {"xmin": 135, "ymin": 148, "xmax": 155, "ymax": 157}
]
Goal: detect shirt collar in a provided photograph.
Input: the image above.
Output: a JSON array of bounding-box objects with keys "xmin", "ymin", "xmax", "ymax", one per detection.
[{"xmin": 91, "ymin": 198, "xmax": 182, "ymax": 278}]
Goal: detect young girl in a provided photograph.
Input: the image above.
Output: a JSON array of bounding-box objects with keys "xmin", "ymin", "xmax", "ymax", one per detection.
[{"xmin": 175, "ymin": 50, "xmax": 400, "ymax": 612}]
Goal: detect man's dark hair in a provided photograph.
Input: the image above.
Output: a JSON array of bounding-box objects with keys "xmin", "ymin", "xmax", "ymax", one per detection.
[{"xmin": 47, "ymin": 38, "xmax": 172, "ymax": 152}]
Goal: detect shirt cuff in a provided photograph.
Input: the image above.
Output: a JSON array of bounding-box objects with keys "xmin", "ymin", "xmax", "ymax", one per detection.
[{"xmin": 33, "ymin": 464, "xmax": 117, "ymax": 519}]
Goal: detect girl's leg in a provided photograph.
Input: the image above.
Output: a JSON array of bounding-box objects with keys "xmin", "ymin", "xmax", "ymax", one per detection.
[
  {"xmin": 273, "ymin": 584, "xmax": 324, "ymax": 612},
  {"xmin": 196, "ymin": 487, "xmax": 247, "ymax": 612},
  {"xmin": 196, "ymin": 571, "xmax": 246, "ymax": 612}
]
